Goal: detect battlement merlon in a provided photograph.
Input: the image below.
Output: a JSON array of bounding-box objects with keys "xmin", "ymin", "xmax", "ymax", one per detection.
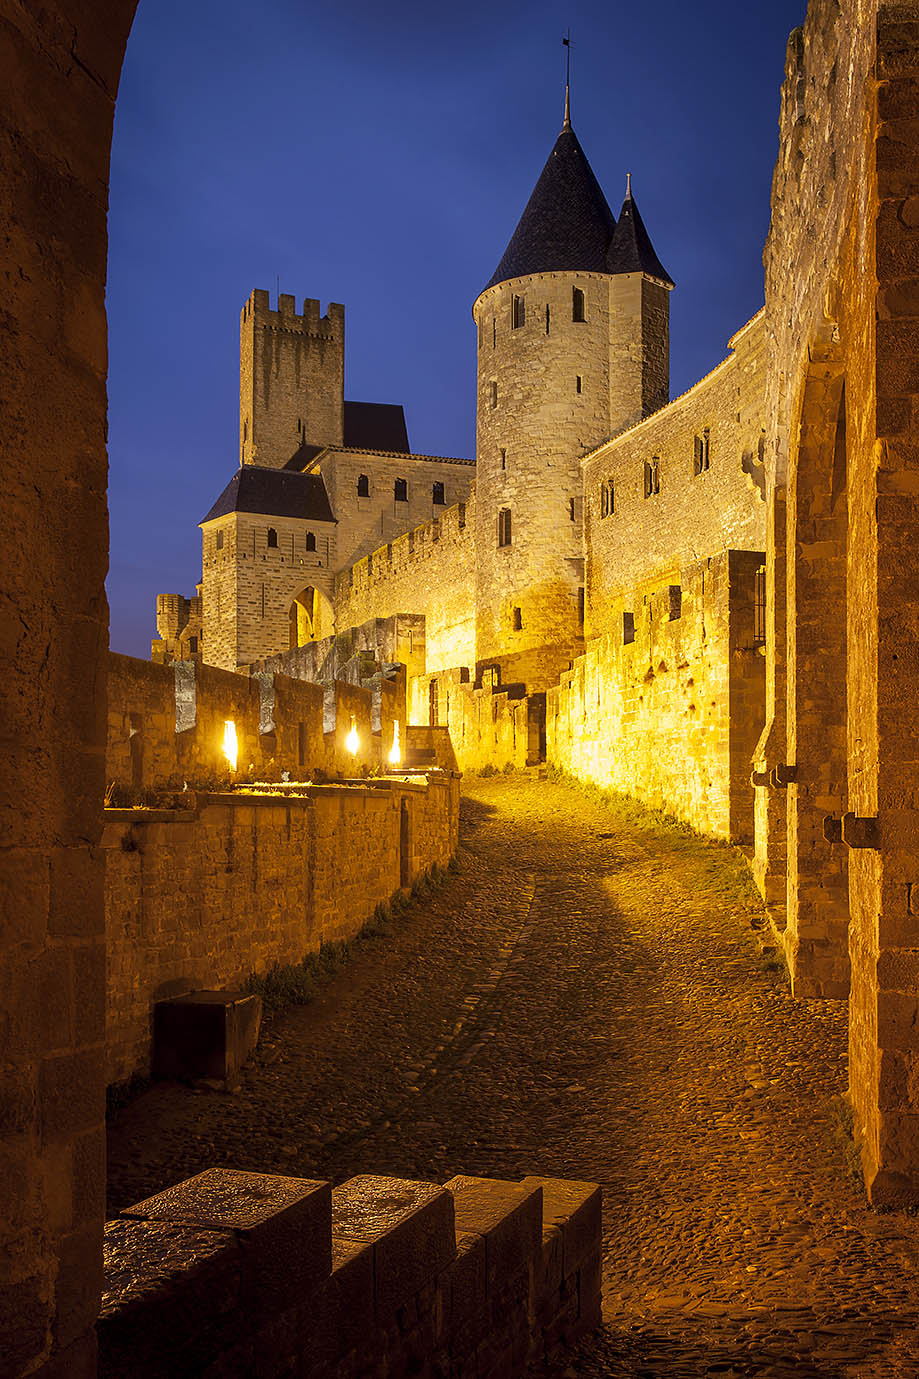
[{"xmin": 240, "ymin": 289, "xmax": 345, "ymax": 340}]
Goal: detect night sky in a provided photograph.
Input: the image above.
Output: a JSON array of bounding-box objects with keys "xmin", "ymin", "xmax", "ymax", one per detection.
[{"xmin": 107, "ymin": 0, "xmax": 806, "ymax": 657}]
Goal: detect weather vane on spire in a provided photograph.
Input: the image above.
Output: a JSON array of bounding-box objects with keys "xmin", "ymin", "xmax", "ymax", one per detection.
[{"xmin": 562, "ymin": 30, "xmax": 572, "ymax": 130}]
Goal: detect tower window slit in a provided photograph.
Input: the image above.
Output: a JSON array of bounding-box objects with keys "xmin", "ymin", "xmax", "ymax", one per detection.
[
  {"xmin": 512, "ymin": 294, "xmax": 525, "ymax": 329},
  {"xmin": 576, "ymin": 375, "xmax": 582, "ymax": 394},
  {"xmin": 357, "ymin": 473, "xmax": 370, "ymax": 497},
  {"xmin": 498, "ymin": 508, "xmax": 512, "ymax": 547},
  {"xmin": 572, "ymin": 287, "xmax": 586, "ymax": 322}
]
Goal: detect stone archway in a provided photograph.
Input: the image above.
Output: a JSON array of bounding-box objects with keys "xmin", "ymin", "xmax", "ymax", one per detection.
[
  {"xmin": 289, "ymin": 585, "xmax": 333, "ymax": 648},
  {"xmin": 1, "ymin": 6, "xmax": 138, "ymax": 1374}
]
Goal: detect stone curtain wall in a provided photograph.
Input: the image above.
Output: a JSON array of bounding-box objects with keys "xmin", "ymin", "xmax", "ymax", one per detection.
[
  {"xmin": 98, "ymin": 1168, "xmax": 601, "ymax": 1378},
  {"xmin": 103, "ymin": 775, "xmax": 460, "ymax": 1085},
  {"xmin": 106, "ymin": 652, "xmax": 392, "ymax": 792},
  {"xmin": 583, "ymin": 312, "xmax": 767, "ymax": 636},
  {"xmin": 546, "ymin": 551, "xmax": 765, "ymax": 842},
  {"xmin": 334, "ymin": 500, "xmax": 477, "ymax": 673},
  {"xmin": 758, "ymin": 0, "xmax": 919, "ymax": 1204}
]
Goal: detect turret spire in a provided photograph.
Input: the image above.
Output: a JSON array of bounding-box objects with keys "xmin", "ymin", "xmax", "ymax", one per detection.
[{"xmin": 562, "ymin": 31, "xmax": 571, "ymax": 130}]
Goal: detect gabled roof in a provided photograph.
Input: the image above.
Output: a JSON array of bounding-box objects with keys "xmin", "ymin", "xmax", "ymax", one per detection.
[
  {"xmin": 483, "ymin": 123, "xmax": 617, "ymax": 291},
  {"xmin": 343, "ymin": 401, "xmax": 410, "ymax": 453},
  {"xmin": 606, "ymin": 187, "xmax": 674, "ymax": 286},
  {"xmin": 201, "ymin": 467, "xmax": 336, "ymax": 525}
]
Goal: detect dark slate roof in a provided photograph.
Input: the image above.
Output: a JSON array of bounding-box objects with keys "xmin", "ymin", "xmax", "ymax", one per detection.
[
  {"xmin": 606, "ymin": 190, "xmax": 674, "ymax": 286},
  {"xmin": 201, "ymin": 467, "xmax": 336, "ymax": 524},
  {"xmin": 343, "ymin": 400, "xmax": 410, "ymax": 453},
  {"xmin": 484, "ymin": 124, "xmax": 617, "ymax": 291}
]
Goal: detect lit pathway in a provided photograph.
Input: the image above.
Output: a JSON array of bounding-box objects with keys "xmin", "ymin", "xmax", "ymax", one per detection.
[{"xmin": 107, "ymin": 775, "xmax": 919, "ymax": 1378}]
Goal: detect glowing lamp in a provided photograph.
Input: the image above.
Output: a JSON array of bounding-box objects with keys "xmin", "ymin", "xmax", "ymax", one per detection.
[
  {"xmin": 345, "ymin": 715, "xmax": 359, "ymax": 756},
  {"xmin": 222, "ymin": 719, "xmax": 238, "ymax": 772},
  {"xmin": 389, "ymin": 721, "xmax": 401, "ymax": 766}
]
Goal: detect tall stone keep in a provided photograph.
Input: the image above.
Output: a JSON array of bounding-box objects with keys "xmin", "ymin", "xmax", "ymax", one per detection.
[
  {"xmin": 472, "ymin": 101, "xmax": 673, "ymax": 691},
  {"xmin": 239, "ymin": 289, "xmax": 345, "ymax": 468}
]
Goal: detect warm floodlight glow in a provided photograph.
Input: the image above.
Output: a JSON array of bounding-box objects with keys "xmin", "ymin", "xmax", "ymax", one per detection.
[
  {"xmin": 345, "ymin": 715, "xmax": 359, "ymax": 756},
  {"xmin": 222, "ymin": 719, "xmax": 238, "ymax": 771},
  {"xmin": 389, "ymin": 721, "xmax": 401, "ymax": 765}
]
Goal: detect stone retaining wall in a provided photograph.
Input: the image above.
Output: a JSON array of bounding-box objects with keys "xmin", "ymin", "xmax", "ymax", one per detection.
[
  {"xmin": 98, "ymin": 1167, "xmax": 601, "ymax": 1379},
  {"xmin": 103, "ymin": 776, "xmax": 460, "ymax": 1085}
]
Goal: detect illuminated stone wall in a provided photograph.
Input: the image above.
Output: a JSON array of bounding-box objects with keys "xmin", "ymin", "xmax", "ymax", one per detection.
[
  {"xmin": 583, "ymin": 312, "xmax": 766, "ymax": 633},
  {"xmin": 546, "ymin": 551, "xmax": 765, "ymax": 842},
  {"xmin": 408, "ymin": 669, "xmax": 531, "ymax": 773},
  {"xmin": 105, "ymin": 653, "xmax": 393, "ymax": 794},
  {"xmin": 334, "ymin": 500, "xmax": 477, "ymax": 673},
  {"xmin": 756, "ymin": 0, "xmax": 919, "ymax": 1206},
  {"xmin": 103, "ymin": 774, "xmax": 460, "ymax": 1085}
]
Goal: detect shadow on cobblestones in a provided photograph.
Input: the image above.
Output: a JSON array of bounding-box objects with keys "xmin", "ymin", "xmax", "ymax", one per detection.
[{"xmin": 107, "ymin": 775, "xmax": 919, "ymax": 1377}]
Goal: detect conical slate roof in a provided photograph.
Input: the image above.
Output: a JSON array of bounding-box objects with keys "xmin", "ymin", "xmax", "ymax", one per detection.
[
  {"xmin": 606, "ymin": 187, "xmax": 674, "ymax": 286},
  {"xmin": 483, "ymin": 123, "xmax": 618, "ymax": 291}
]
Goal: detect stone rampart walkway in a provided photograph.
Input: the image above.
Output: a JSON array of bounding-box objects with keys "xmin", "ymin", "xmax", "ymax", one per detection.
[{"xmin": 107, "ymin": 775, "xmax": 919, "ymax": 1377}]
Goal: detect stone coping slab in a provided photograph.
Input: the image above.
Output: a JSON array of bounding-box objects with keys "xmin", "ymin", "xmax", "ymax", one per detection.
[{"xmin": 443, "ymin": 1175, "xmax": 543, "ymax": 1297}]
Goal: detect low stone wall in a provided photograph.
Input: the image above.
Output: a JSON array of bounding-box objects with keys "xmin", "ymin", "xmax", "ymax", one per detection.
[
  {"xmin": 547, "ymin": 550, "xmax": 765, "ymax": 842},
  {"xmin": 103, "ymin": 775, "xmax": 460, "ymax": 1085},
  {"xmin": 106, "ymin": 652, "xmax": 396, "ymax": 794},
  {"xmin": 99, "ymin": 1167, "xmax": 601, "ymax": 1379}
]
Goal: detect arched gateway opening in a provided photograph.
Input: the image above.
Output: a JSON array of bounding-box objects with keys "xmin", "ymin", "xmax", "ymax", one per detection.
[{"xmin": 289, "ymin": 584, "xmax": 333, "ymax": 647}]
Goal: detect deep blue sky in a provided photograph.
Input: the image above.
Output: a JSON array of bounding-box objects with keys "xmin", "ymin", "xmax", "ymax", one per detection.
[{"xmin": 108, "ymin": 0, "xmax": 806, "ymax": 656}]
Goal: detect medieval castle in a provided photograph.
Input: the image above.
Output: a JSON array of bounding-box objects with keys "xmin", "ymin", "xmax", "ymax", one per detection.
[{"xmin": 153, "ymin": 97, "xmax": 769, "ymax": 846}]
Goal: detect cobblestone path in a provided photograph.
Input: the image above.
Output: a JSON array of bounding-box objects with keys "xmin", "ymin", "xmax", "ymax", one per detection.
[{"xmin": 107, "ymin": 776, "xmax": 919, "ymax": 1377}]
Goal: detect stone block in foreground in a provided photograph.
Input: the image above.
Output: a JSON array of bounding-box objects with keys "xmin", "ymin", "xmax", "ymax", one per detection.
[
  {"xmin": 99, "ymin": 1168, "xmax": 601, "ymax": 1377},
  {"xmin": 152, "ymin": 989, "xmax": 261, "ymax": 1087}
]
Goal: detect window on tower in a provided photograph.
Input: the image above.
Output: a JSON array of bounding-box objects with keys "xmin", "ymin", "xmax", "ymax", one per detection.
[
  {"xmin": 572, "ymin": 287, "xmax": 586, "ymax": 322},
  {"xmin": 500, "ymin": 448, "xmax": 507, "ymax": 471},
  {"xmin": 394, "ymin": 477, "xmax": 408, "ymax": 502},
  {"xmin": 644, "ymin": 459, "xmax": 660, "ymax": 498},
  {"xmin": 491, "ymin": 381, "xmax": 498, "ymax": 408},
  {"xmin": 512, "ymin": 294, "xmax": 525, "ymax": 329},
  {"xmin": 498, "ymin": 508, "xmax": 512, "ymax": 547},
  {"xmin": 600, "ymin": 480, "xmax": 614, "ymax": 518},
  {"xmin": 267, "ymin": 527, "xmax": 279, "ymax": 548},
  {"xmin": 432, "ymin": 481, "xmax": 445, "ymax": 505},
  {"xmin": 357, "ymin": 474, "xmax": 370, "ymax": 497},
  {"xmin": 623, "ymin": 611, "xmax": 635, "ymax": 644},
  {"xmin": 512, "ymin": 606, "xmax": 522, "ymax": 630},
  {"xmin": 576, "ymin": 375, "xmax": 583, "ymax": 394},
  {"xmin": 306, "ymin": 531, "xmax": 316, "ymax": 552},
  {"xmin": 216, "ymin": 530, "xmax": 224, "ymax": 550},
  {"xmin": 693, "ymin": 429, "xmax": 711, "ymax": 475}
]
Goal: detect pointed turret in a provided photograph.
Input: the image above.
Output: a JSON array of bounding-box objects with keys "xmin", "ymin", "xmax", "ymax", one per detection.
[
  {"xmin": 606, "ymin": 177, "xmax": 674, "ymax": 286},
  {"xmin": 483, "ymin": 121, "xmax": 617, "ymax": 290}
]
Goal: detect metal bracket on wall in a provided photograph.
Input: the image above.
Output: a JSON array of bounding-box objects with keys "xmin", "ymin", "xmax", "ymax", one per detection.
[
  {"xmin": 823, "ymin": 815, "xmax": 842, "ymax": 843},
  {"xmin": 841, "ymin": 812, "xmax": 880, "ymax": 849},
  {"xmin": 770, "ymin": 763, "xmax": 798, "ymax": 788}
]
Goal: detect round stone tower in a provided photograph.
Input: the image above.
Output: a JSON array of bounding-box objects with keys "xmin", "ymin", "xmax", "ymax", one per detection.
[{"xmin": 472, "ymin": 101, "xmax": 673, "ymax": 693}]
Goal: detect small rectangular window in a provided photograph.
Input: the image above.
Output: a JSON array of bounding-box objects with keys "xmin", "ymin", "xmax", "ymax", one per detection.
[
  {"xmin": 578, "ymin": 587, "xmax": 585, "ymax": 627},
  {"xmin": 569, "ymin": 497, "xmax": 576, "ymax": 522},
  {"xmin": 572, "ymin": 287, "xmax": 586, "ymax": 322},
  {"xmin": 668, "ymin": 585, "xmax": 682, "ymax": 621},
  {"xmin": 754, "ymin": 565, "xmax": 767, "ymax": 646},
  {"xmin": 188, "ymin": 636, "xmax": 198, "ymax": 654},
  {"xmin": 491, "ymin": 381, "xmax": 498, "ymax": 408},
  {"xmin": 576, "ymin": 375, "xmax": 583, "ymax": 394},
  {"xmin": 623, "ymin": 611, "xmax": 635, "ymax": 645},
  {"xmin": 693, "ymin": 429, "xmax": 711, "ymax": 475},
  {"xmin": 492, "ymin": 318, "xmax": 496, "ymax": 348},
  {"xmin": 394, "ymin": 477, "xmax": 408, "ymax": 502},
  {"xmin": 545, "ymin": 304, "xmax": 550, "ymax": 335},
  {"xmin": 357, "ymin": 473, "xmax": 370, "ymax": 497},
  {"xmin": 432, "ymin": 481, "xmax": 445, "ymax": 505},
  {"xmin": 500, "ymin": 447, "xmax": 507, "ymax": 471},
  {"xmin": 216, "ymin": 530, "xmax": 224, "ymax": 550},
  {"xmin": 512, "ymin": 294, "xmax": 525, "ymax": 329},
  {"xmin": 512, "ymin": 606, "xmax": 522, "ymax": 630},
  {"xmin": 644, "ymin": 459, "xmax": 660, "ymax": 498},
  {"xmin": 498, "ymin": 508, "xmax": 512, "ymax": 547},
  {"xmin": 600, "ymin": 481, "xmax": 614, "ymax": 518},
  {"xmin": 267, "ymin": 527, "xmax": 279, "ymax": 547}
]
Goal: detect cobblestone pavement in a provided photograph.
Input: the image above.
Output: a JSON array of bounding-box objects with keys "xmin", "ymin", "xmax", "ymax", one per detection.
[{"xmin": 107, "ymin": 775, "xmax": 919, "ymax": 1377}]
